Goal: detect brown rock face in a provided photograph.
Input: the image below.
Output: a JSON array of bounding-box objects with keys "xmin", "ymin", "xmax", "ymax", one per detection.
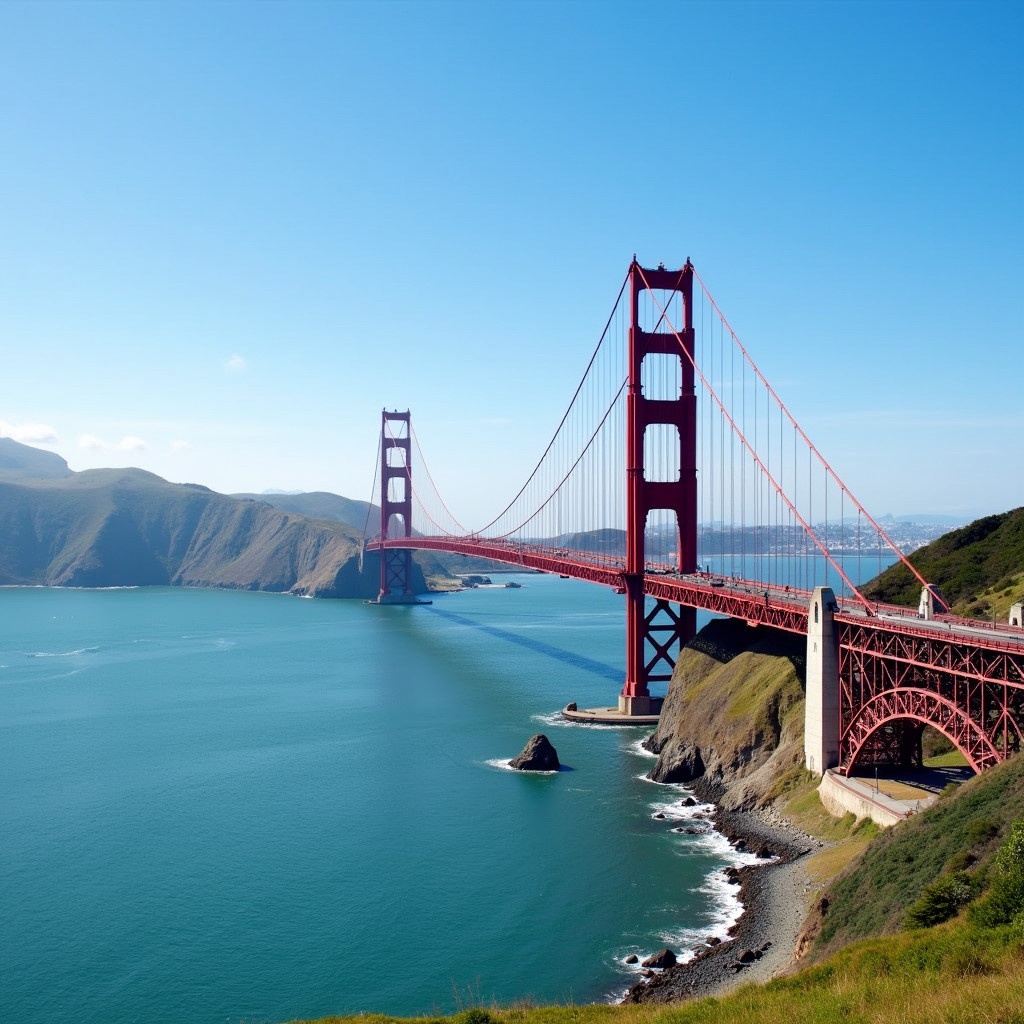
[
  {"xmin": 509, "ymin": 734, "xmax": 560, "ymax": 772},
  {"xmin": 643, "ymin": 618, "xmax": 806, "ymax": 811}
]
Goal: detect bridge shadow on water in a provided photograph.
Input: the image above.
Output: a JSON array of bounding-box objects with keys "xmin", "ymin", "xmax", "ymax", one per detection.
[{"xmin": 423, "ymin": 605, "xmax": 623, "ymax": 684}]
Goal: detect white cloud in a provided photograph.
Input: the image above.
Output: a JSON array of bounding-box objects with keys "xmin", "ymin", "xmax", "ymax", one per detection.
[
  {"xmin": 78, "ymin": 434, "xmax": 149, "ymax": 453},
  {"xmin": 1, "ymin": 420, "xmax": 58, "ymax": 444},
  {"xmin": 170, "ymin": 439, "xmax": 192, "ymax": 452},
  {"xmin": 224, "ymin": 354, "xmax": 247, "ymax": 373}
]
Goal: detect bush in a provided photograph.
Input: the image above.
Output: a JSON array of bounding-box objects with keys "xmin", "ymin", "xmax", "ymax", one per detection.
[
  {"xmin": 969, "ymin": 820, "xmax": 1024, "ymax": 928},
  {"xmin": 455, "ymin": 1010, "xmax": 493, "ymax": 1024},
  {"xmin": 905, "ymin": 871, "xmax": 977, "ymax": 928},
  {"xmin": 967, "ymin": 815, "xmax": 1001, "ymax": 846}
]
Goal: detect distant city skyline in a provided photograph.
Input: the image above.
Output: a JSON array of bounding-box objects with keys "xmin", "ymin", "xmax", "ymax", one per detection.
[{"xmin": 1, "ymin": 1, "xmax": 1020, "ymax": 526}]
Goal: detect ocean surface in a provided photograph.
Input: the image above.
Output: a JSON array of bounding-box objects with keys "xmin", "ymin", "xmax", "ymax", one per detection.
[{"xmin": 0, "ymin": 569, "xmax": 851, "ymax": 1024}]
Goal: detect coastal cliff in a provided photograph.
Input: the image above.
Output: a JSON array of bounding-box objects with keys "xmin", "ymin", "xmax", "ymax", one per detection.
[
  {"xmin": 0, "ymin": 439, "xmax": 428, "ymax": 597},
  {"xmin": 645, "ymin": 617, "xmax": 806, "ymax": 810}
]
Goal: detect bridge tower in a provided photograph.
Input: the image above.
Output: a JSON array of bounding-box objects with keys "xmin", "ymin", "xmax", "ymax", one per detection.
[
  {"xmin": 377, "ymin": 409, "xmax": 417, "ymax": 604},
  {"xmin": 621, "ymin": 260, "xmax": 698, "ymax": 715}
]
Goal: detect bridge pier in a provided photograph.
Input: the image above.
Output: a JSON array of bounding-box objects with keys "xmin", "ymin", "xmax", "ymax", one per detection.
[{"xmin": 805, "ymin": 586, "xmax": 840, "ymax": 776}]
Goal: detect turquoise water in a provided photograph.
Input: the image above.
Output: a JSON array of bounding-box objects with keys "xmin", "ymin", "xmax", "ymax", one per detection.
[{"xmin": 0, "ymin": 579, "xmax": 754, "ymax": 1024}]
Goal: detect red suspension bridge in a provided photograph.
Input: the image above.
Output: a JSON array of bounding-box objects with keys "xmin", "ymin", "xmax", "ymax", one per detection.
[{"xmin": 366, "ymin": 260, "xmax": 1024, "ymax": 778}]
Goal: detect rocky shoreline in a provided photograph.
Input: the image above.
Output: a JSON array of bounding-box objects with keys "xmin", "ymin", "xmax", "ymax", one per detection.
[{"xmin": 621, "ymin": 783, "xmax": 820, "ymax": 1004}]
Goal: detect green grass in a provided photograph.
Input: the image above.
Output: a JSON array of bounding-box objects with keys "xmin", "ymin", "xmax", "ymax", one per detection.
[
  {"xmin": 812, "ymin": 755, "xmax": 1024, "ymax": 958},
  {"xmin": 924, "ymin": 749, "xmax": 970, "ymax": 768}
]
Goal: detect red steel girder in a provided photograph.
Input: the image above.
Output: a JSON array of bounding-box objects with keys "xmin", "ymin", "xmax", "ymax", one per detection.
[
  {"xmin": 838, "ymin": 618, "xmax": 1024, "ymax": 688},
  {"xmin": 843, "ymin": 686, "xmax": 1000, "ymax": 774}
]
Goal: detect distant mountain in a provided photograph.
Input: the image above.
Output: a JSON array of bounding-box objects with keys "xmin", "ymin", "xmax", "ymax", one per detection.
[
  {"xmin": 233, "ymin": 491, "xmax": 377, "ymax": 537},
  {"xmin": 0, "ymin": 437, "xmax": 74, "ymax": 480},
  {"xmin": 0, "ymin": 439, "xmax": 425, "ymax": 597}
]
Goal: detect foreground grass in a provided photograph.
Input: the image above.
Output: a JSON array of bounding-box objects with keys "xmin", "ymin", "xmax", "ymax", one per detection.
[{"xmin": 291, "ymin": 926, "xmax": 1024, "ymax": 1024}]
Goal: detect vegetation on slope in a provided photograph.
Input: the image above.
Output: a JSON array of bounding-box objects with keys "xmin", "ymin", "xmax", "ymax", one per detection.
[
  {"xmin": 645, "ymin": 618, "xmax": 806, "ymax": 809},
  {"xmin": 807, "ymin": 751, "xmax": 1024, "ymax": 959},
  {"xmin": 862, "ymin": 506, "xmax": 1024, "ymax": 618}
]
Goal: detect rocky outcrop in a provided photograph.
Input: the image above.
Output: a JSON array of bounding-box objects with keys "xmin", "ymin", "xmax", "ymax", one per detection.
[
  {"xmin": 644, "ymin": 617, "xmax": 806, "ymax": 811},
  {"xmin": 510, "ymin": 734, "xmax": 560, "ymax": 772},
  {"xmin": 641, "ymin": 948, "xmax": 677, "ymax": 969}
]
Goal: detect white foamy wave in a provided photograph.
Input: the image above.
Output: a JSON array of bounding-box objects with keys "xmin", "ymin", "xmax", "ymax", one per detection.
[
  {"xmin": 483, "ymin": 757, "xmax": 559, "ymax": 775},
  {"xmin": 531, "ymin": 710, "xmax": 635, "ymax": 731},
  {"xmin": 625, "ymin": 736, "xmax": 658, "ymax": 759},
  {"xmin": 29, "ymin": 646, "xmax": 99, "ymax": 658}
]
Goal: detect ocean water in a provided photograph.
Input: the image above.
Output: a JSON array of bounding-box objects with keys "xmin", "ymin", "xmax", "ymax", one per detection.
[{"xmin": 0, "ymin": 578, "xmax": 761, "ymax": 1024}]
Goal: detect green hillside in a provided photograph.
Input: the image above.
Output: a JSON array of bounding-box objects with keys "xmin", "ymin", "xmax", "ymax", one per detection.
[
  {"xmin": 808, "ymin": 751, "xmax": 1024, "ymax": 958},
  {"xmin": 0, "ymin": 441, "xmax": 427, "ymax": 597},
  {"xmin": 862, "ymin": 507, "xmax": 1024, "ymax": 618}
]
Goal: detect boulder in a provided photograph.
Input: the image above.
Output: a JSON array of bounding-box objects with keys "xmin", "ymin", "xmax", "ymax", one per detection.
[
  {"xmin": 738, "ymin": 948, "xmax": 756, "ymax": 963},
  {"xmin": 641, "ymin": 948, "xmax": 677, "ymax": 969},
  {"xmin": 624, "ymin": 953, "xmax": 639, "ymax": 964},
  {"xmin": 509, "ymin": 734, "xmax": 560, "ymax": 772}
]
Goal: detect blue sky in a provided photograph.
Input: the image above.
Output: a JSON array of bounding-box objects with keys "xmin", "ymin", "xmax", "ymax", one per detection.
[{"xmin": 1, "ymin": 0, "xmax": 1020, "ymax": 526}]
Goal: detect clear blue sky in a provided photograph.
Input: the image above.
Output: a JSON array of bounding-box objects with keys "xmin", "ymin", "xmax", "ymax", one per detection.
[{"xmin": 1, "ymin": 0, "xmax": 1020, "ymax": 526}]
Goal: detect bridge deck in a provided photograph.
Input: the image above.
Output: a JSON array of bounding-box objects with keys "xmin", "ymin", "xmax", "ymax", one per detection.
[{"xmin": 367, "ymin": 537, "xmax": 1024, "ymax": 653}]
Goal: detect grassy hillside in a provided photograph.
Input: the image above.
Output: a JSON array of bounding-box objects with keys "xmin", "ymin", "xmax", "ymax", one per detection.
[
  {"xmin": 862, "ymin": 507, "xmax": 1024, "ymax": 618},
  {"xmin": 646, "ymin": 618, "xmax": 806, "ymax": 809},
  {"xmin": 807, "ymin": 752, "xmax": 1024, "ymax": 959}
]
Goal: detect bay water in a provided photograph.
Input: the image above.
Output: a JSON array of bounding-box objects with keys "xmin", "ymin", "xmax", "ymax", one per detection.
[{"xmin": 2, "ymin": 577, "xmax": 767, "ymax": 1024}]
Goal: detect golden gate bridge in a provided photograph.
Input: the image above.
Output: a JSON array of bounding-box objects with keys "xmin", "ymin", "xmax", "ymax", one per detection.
[{"xmin": 365, "ymin": 260, "xmax": 1024, "ymax": 779}]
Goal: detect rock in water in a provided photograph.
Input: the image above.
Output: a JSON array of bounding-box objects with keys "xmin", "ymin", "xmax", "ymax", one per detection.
[
  {"xmin": 510, "ymin": 734, "xmax": 560, "ymax": 771},
  {"xmin": 641, "ymin": 948, "xmax": 677, "ymax": 969}
]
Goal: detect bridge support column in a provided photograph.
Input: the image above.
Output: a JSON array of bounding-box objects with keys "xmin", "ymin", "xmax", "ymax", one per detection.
[
  {"xmin": 619, "ymin": 260, "xmax": 697, "ymax": 717},
  {"xmin": 376, "ymin": 409, "xmax": 421, "ymax": 605},
  {"xmin": 805, "ymin": 586, "xmax": 840, "ymax": 775}
]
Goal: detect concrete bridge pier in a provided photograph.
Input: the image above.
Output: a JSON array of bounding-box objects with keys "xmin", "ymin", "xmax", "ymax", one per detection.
[{"xmin": 805, "ymin": 586, "xmax": 840, "ymax": 776}]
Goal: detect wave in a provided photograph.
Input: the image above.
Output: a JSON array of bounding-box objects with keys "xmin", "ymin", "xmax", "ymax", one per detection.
[
  {"xmin": 28, "ymin": 646, "xmax": 100, "ymax": 658},
  {"xmin": 625, "ymin": 736, "xmax": 657, "ymax": 759},
  {"xmin": 530, "ymin": 710, "xmax": 644, "ymax": 731},
  {"xmin": 483, "ymin": 757, "xmax": 563, "ymax": 775}
]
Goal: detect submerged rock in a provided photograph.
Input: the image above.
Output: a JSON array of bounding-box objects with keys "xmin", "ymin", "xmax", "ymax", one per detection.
[{"xmin": 510, "ymin": 733, "xmax": 560, "ymax": 772}]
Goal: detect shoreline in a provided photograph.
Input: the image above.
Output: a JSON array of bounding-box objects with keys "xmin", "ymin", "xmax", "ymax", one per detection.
[{"xmin": 621, "ymin": 786, "xmax": 820, "ymax": 1003}]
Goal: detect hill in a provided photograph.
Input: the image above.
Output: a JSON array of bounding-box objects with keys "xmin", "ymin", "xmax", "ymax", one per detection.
[
  {"xmin": 645, "ymin": 617, "xmax": 807, "ymax": 811},
  {"xmin": 0, "ymin": 436, "xmax": 74, "ymax": 480},
  {"xmin": 803, "ymin": 751, "xmax": 1024, "ymax": 959},
  {"xmin": 862, "ymin": 506, "xmax": 1024, "ymax": 618},
  {"xmin": 0, "ymin": 440, "xmax": 425, "ymax": 597},
  {"xmin": 233, "ymin": 490, "xmax": 377, "ymax": 537}
]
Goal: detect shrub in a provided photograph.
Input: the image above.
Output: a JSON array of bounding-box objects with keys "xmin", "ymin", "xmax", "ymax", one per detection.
[
  {"xmin": 456, "ymin": 1010, "xmax": 493, "ymax": 1024},
  {"xmin": 967, "ymin": 815, "xmax": 1001, "ymax": 846},
  {"xmin": 969, "ymin": 820, "xmax": 1024, "ymax": 928},
  {"xmin": 905, "ymin": 871, "xmax": 977, "ymax": 928}
]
